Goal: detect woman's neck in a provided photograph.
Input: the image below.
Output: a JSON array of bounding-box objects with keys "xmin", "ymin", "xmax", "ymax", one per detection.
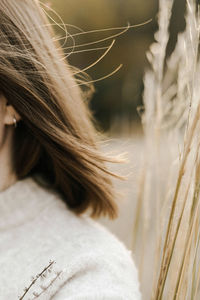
[
  {"xmin": 0, "ymin": 127, "xmax": 17, "ymax": 192},
  {"xmin": 0, "ymin": 172, "xmax": 18, "ymax": 192}
]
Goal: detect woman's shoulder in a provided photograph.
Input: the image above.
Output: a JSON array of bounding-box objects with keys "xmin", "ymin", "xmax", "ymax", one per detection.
[
  {"xmin": 29, "ymin": 176, "xmax": 142, "ymax": 299},
  {"xmin": 34, "ymin": 175, "xmax": 134, "ymax": 261}
]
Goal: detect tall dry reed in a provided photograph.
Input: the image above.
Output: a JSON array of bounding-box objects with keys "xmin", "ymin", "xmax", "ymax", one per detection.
[{"xmin": 133, "ymin": 0, "xmax": 200, "ymax": 299}]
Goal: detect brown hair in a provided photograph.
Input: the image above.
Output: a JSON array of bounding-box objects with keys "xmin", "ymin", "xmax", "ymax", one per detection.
[{"xmin": 0, "ymin": 0, "xmax": 127, "ymax": 219}]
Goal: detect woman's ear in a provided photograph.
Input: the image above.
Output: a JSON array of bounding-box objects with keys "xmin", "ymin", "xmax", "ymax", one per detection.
[{"xmin": 2, "ymin": 95, "xmax": 21, "ymax": 126}]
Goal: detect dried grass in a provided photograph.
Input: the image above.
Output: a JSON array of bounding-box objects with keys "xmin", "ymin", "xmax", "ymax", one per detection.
[{"xmin": 133, "ymin": 0, "xmax": 200, "ymax": 299}]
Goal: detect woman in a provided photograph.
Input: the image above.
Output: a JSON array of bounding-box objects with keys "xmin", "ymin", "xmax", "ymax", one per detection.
[{"xmin": 0, "ymin": 0, "xmax": 141, "ymax": 299}]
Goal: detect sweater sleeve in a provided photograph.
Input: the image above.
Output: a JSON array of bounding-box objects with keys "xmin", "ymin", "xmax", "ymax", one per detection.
[{"xmin": 51, "ymin": 251, "xmax": 142, "ymax": 300}]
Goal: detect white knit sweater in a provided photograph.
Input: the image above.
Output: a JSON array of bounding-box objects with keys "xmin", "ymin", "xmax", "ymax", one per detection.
[{"xmin": 0, "ymin": 176, "xmax": 141, "ymax": 300}]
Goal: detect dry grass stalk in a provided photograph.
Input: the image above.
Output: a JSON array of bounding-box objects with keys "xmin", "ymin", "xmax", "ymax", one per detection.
[
  {"xmin": 133, "ymin": 0, "xmax": 200, "ymax": 299},
  {"xmin": 132, "ymin": 0, "xmax": 174, "ymax": 297},
  {"xmin": 18, "ymin": 260, "xmax": 58, "ymax": 299}
]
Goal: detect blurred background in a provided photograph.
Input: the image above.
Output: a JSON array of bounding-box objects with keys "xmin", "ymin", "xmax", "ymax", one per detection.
[
  {"xmin": 41, "ymin": 1, "xmax": 187, "ymax": 297},
  {"xmin": 43, "ymin": 0, "xmax": 186, "ymax": 135},
  {"xmin": 43, "ymin": 0, "xmax": 185, "ymax": 135},
  {"xmin": 43, "ymin": 0, "xmax": 158, "ymax": 135}
]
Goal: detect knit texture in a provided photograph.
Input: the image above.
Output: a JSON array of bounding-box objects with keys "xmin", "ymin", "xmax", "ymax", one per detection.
[{"xmin": 0, "ymin": 176, "xmax": 141, "ymax": 300}]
